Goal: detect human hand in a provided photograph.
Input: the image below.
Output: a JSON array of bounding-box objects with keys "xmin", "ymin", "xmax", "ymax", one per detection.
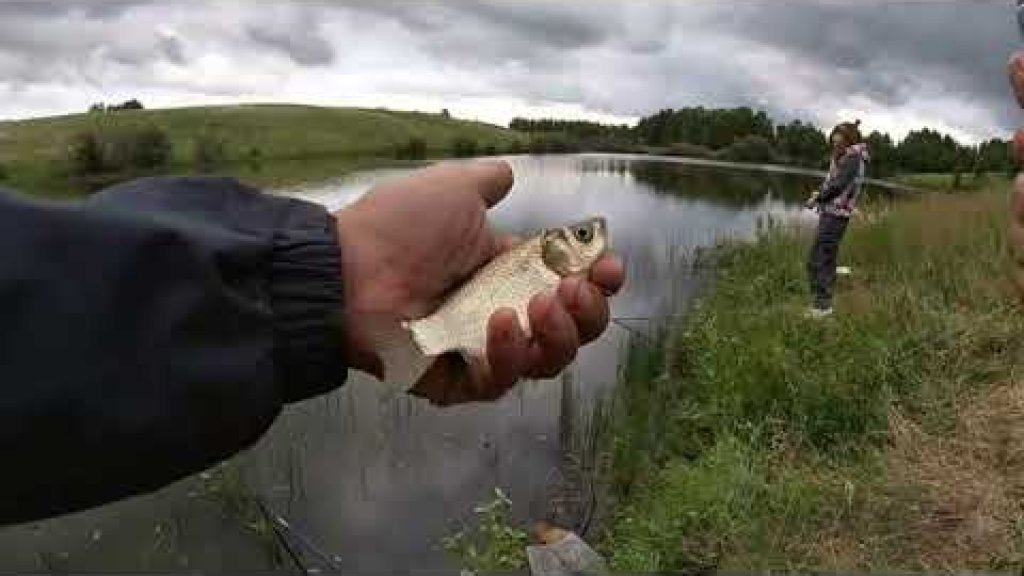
[
  {"xmin": 804, "ymin": 191, "xmax": 820, "ymax": 209},
  {"xmin": 333, "ymin": 160, "xmax": 625, "ymax": 406},
  {"xmin": 1008, "ymin": 53, "xmax": 1024, "ymax": 294}
]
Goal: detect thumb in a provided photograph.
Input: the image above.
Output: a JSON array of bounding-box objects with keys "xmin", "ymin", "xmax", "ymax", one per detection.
[
  {"xmin": 463, "ymin": 159, "xmax": 515, "ymax": 208},
  {"xmin": 381, "ymin": 159, "xmax": 515, "ymax": 209}
]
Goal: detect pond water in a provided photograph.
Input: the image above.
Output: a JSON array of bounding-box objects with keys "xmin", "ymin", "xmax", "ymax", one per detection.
[{"xmin": 0, "ymin": 154, "xmax": 833, "ymax": 571}]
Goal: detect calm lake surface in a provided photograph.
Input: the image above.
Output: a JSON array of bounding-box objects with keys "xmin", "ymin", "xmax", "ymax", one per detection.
[{"xmin": 0, "ymin": 154, "xmax": 823, "ymax": 571}]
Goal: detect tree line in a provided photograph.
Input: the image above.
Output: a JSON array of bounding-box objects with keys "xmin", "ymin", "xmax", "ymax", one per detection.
[
  {"xmin": 509, "ymin": 107, "xmax": 1013, "ymax": 177},
  {"xmin": 88, "ymin": 99, "xmax": 145, "ymax": 113}
]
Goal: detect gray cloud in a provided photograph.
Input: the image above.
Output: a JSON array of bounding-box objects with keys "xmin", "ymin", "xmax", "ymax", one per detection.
[
  {"xmin": 0, "ymin": 0, "xmax": 152, "ymax": 18},
  {"xmin": 158, "ymin": 34, "xmax": 186, "ymax": 66},
  {"xmin": 705, "ymin": 1, "xmax": 1018, "ymax": 132},
  {"xmin": 245, "ymin": 7, "xmax": 335, "ymax": 67},
  {"xmin": 0, "ymin": 0, "xmax": 1015, "ymax": 142}
]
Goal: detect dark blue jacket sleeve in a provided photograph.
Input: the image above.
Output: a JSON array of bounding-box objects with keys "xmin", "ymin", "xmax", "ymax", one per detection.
[{"xmin": 0, "ymin": 176, "xmax": 347, "ymax": 525}]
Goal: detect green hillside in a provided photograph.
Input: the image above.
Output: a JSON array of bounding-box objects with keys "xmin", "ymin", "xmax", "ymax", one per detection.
[{"xmin": 0, "ymin": 104, "xmax": 527, "ymax": 195}]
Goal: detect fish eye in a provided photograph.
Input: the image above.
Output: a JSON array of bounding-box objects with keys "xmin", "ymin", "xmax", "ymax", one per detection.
[{"xmin": 573, "ymin": 226, "xmax": 593, "ymax": 243}]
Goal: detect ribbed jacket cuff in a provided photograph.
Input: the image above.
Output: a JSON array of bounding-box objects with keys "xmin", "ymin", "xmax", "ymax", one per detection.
[{"xmin": 271, "ymin": 206, "xmax": 347, "ymax": 403}]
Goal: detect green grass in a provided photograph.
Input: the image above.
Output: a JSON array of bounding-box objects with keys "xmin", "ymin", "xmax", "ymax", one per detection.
[
  {"xmin": 0, "ymin": 104, "xmax": 526, "ymax": 195},
  {"xmin": 889, "ymin": 172, "xmax": 1012, "ymax": 191},
  {"xmin": 601, "ymin": 187, "xmax": 1024, "ymax": 571}
]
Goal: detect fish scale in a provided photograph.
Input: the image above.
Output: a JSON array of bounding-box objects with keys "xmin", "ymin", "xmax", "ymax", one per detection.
[{"xmin": 407, "ymin": 235, "xmax": 559, "ymax": 356}]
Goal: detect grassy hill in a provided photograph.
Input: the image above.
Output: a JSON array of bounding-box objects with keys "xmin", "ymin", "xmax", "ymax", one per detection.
[{"xmin": 0, "ymin": 104, "xmax": 527, "ymax": 195}]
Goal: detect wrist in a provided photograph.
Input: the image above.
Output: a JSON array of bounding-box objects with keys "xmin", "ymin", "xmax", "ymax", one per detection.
[{"xmin": 333, "ymin": 207, "xmax": 385, "ymax": 378}]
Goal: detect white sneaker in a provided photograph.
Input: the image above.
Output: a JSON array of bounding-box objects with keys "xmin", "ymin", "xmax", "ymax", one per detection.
[
  {"xmin": 836, "ymin": 266, "xmax": 852, "ymax": 276},
  {"xmin": 805, "ymin": 307, "xmax": 833, "ymax": 319}
]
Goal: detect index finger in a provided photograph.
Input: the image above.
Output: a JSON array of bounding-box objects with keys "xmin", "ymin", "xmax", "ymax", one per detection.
[{"xmin": 589, "ymin": 254, "xmax": 625, "ymax": 296}]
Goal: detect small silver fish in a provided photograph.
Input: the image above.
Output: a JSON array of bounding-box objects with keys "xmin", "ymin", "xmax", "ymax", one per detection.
[{"xmin": 376, "ymin": 217, "xmax": 610, "ymax": 391}]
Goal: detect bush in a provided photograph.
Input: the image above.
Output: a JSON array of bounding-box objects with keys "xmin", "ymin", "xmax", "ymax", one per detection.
[
  {"xmin": 68, "ymin": 131, "xmax": 105, "ymax": 175},
  {"xmin": 192, "ymin": 132, "xmax": 227, "ymax": 172},
  {"xmin": 395, "ymin": 137, "xmax": 427, "ymax": 160},
  {"xmin": 247, "ymin": 146, "xmax": 264, "ymax": 172},
  {"xmin": 118, "ymin": 98, "xmax": 145, "ymax": 111},
  {"xmin": 715, "ymin": 135, "xmax": 780, "ymax": 164},
  {"xmin": 450, "ymin": 137, "xmax": 479, "ymax": 158},
  {"xmin": 665, "ymin": 142, "xmax": 715, "ymax": 159},
  {"xmin": 505, "ymin": 140, "xmax": 525, "ymax": 155},
  {"xmin": 128, "ymin": 125, "xmax": 172, "ymax": 169},
  {"xmin": 0, "ymin": 162, "xmax": 7, "ymax": 181},
  {"xmin": 66, "ymin": 125, "xmax": 171, "ymax": 175},
  {"xmin": 483, "ymin": 143, "xmax": 498, "ymax": 156},
  {"xmin": 527, "ymin": 134, "xmax": 581, "ymax": 154},
  {"xmin": 88, "ymin": 99, "xmax": 145, "ymax": 113}
]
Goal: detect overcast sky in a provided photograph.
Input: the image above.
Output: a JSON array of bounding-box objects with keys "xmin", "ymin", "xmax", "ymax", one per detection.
[{"xmin": 0, "ymin": 0, "xmax": 1017, "ymax": 142}]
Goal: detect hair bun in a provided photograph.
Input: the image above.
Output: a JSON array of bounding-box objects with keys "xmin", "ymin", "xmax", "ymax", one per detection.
[{"xmin": 854, "ymin": 119, "xmax": 861, "ymax": 127}]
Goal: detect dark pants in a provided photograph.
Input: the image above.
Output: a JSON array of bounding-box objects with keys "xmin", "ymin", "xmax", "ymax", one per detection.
[{"xmin": 807, "ymin": 213, "xmax": 850, "ymax": 309}]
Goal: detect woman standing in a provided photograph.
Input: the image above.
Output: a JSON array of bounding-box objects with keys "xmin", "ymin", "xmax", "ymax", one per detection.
[{"xmin": 805, "ymin": 120, "xmax": 870, "ymax": 317}]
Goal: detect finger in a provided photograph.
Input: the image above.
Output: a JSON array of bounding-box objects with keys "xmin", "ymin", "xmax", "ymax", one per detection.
[
  {"xmin": 589, "ymin": 254, "xmax": 626, "ymax": 296},
  {"xmin": 468, "ymin": 160, "xmax": 515, "ymax": 208},
  {"xmin": 409, "ymin": 311, "xmax": 530, "ymax": 407},
  {"xmin": 410, "ymin": 354, "xmax": 467, "ymax": 407},
  {"xmin": 1014, "ymin": 130, "xmax": 1024, "ymax": 168},
  {"xmin": 1009, "ymin": 52, "xmax": 1024, "ymax": 110},
  {"xmin": 486, "ymin": 308, "xmax": 531, "ymax": 385},
  {"xmin": 1010, "ymin": 175, "xmax": 1024, "ymax": 298},
  {"xmin": 497, "ymin": 234, "xmax": 525, "ymax": 252},
  {"xmin": 1013, "ymin": 173, "xmax": 1024, "ymax": 223},
  {"xmin": 525, "ymin": 292, "xmax": 579, "ymax": 379},
  {"xmin": 483, "ymin": 308, "xmax": 531, "ymax": 394},
  {"xmin": 557, "ymin": 276, "xmax": 610, "ymax": 345},
  {"xmin": 1010, "ymin": 216, "xmax": 1024, "ymax": 263},
  {"xmin": 381, "ymin": 159, "xmax": 514, "ymax": 208}
]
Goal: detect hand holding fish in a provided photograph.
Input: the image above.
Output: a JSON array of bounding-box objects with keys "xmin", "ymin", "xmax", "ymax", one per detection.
[{"xmin": 333, "ymin": 160, "xmax": 625, "ymax": 406}]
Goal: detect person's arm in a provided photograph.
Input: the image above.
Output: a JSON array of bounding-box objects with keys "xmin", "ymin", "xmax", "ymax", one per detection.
[
  {"xmin": 0, "ymin": 176, "xmax": 346, "ymax": 525},
  {"xmin": 818, "ymin": 153, "xmax": 860, "ymax": 203}
]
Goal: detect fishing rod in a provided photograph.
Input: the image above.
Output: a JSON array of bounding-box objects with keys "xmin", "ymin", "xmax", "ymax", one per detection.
[
  {"xmin": 259, "ymin": 503, "xmax": 306, "ymax": 574},
  {"xmin": 254, "ymin": 497, "xmax": 344, "ymax": 574},
  {"xmin": 609, "ymin": 318, "xmax": 656, "ymax": 342}
]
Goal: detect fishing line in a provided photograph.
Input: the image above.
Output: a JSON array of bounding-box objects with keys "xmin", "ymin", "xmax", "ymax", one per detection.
[{"xmin": 609, "ymin": 318, "xmax": 656, "ymax": 342}]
